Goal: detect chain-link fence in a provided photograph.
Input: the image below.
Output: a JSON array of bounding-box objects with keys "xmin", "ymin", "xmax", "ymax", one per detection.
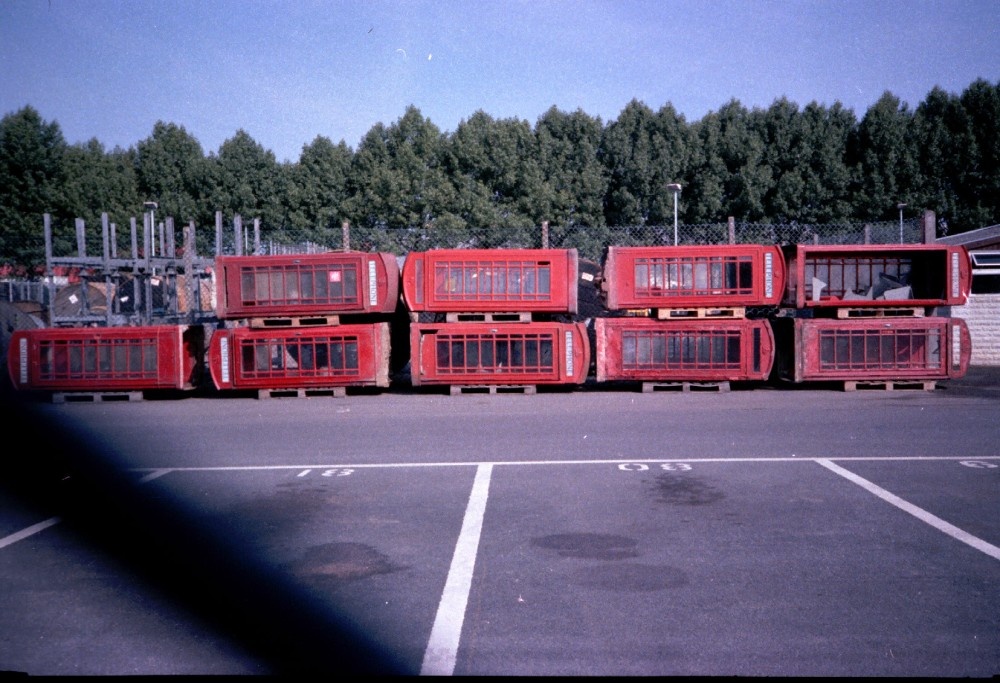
[
  {"xmin": 0, "ymin": 213, "xmax": 930, "ymax": 321},
  {"xmin": 254, "ymin": 218, "xmax": 926, "ymax": 264},
  {"xmin": 5, "ymin": 214, "xmax": 926, "ymax": 271}
]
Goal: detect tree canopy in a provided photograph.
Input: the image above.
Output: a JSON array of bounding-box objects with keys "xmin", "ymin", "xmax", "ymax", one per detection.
[{"xmin": 2, "ymin": 79, "xmax": 999, "ymax": 266}]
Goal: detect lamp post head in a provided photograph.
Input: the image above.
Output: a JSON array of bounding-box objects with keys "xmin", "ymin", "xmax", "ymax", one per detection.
[
  {"xmin": 143, "ymin": 201, "xmax": 158, "ymax": 211},
  {"xmin": 667, "ymin": 183, "xmax": 682, "ymax": 194},
  {"xmin": 897, "ymin": 202, "xmax": 907, "ymax": 211}
]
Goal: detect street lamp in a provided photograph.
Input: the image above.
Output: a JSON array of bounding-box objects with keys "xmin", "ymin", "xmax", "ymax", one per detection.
[
  {"xmin": 897, "ymin": 202, "xmax": 907, "ymax": 244},
  {"xmin": 667, "ymin": 183, "xmax": 682, "ymax": 245}
]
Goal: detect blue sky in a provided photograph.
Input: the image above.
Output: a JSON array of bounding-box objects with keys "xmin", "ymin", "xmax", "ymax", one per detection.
[{"xmin": 1, "ymin": 0, "xmax": 998, "ymax": 163}]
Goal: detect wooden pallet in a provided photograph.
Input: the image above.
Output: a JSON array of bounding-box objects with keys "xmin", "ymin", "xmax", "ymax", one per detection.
[
  {"xmin": 656, "ymin": 307, "xmax": 746, "ymax": 320},
  {"xmin": 256, "ymin": 386, "xmax": 347, "ymax": 399},
  {"xmin": 843, "ymin": 380, "xmax": 936, "ymax": 392},
  {"xmin": 449, "ymin": 384, "xmax": 537, "ymax": 395},
  {"xmin": 444, "ymin": 312, "xmax": 532, "ymax": 323},
  {"xmin": 835, "ymin": 307, "xmax": 924, "ymax": 319},
  {"xmin": 52, "ymin": 391, "xmax": 143, "ymax": 403},
  {"xmin": 249, "ymin": 315, "xmax": 341, "ymax": 328},
  {"xmin": 641, "ymin": 381, "xmax": 731, "ymax": 393}
]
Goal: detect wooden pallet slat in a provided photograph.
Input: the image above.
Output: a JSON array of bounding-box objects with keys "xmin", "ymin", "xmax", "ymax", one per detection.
[
  {"xmin": 52, "ymin": 391, "xmax": 144, "ymax": 403},
  {"xmin": 448, "ymin": 384, "xmax": 538, "ymax": 395},
  {"xmin": 256, "ymin": 386, "xmax": 347, "ymax": 399},
  {"xmin": 249, "ymin": 315, "xmax": 341, "ymax": 329},
  {"xmin": 843, "ymin": 380, "xmax": 936, "ymax": 392},
  {"xmin": 834, "ymin": 307, "xmax": 925, "ymax": 319},
  {"xmin": 656, "ymin": 307, "xmax": 746, "ymax": 320},
  {"xmin": 444, "ymin": 312, "xmax": 533, "ymax": 323},
  {"xmin": 641, "ymin": 381, "xmax": 731, "ymax": 393}
]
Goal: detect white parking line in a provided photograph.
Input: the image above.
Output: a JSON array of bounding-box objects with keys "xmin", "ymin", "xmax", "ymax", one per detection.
[
  {"xmin": 421, "ymin": 463, "xmax": 493, "ymax": 676},
  {"xmin": 0, "ymin": 470, "xmax": 174, "ymax": 551},
  {"xmin": 0, "ymin": 517, "xmax": 61, "ymax": 550},
  {"xmin": 816, "ymin": 459, "xmax": 1000, "ymax": 562},
  {"xmin": 138, "ymin": 469, "xmax": 173, "ymax": 484},
  {"xmin": 126, "ymin": 454, "xmax": 1000, "ymax": 474}
]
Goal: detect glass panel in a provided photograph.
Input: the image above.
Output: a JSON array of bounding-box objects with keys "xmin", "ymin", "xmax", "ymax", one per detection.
[
  {"xmin": 637, "ymin": 335, "xmax": 651, "ymax": 365},
  {"xmin": 329, "ymin": 267, "xmax": 343, "ymax": 300},
  {"xmin": 525, "ymin": 338, "xmax": 538, "ymax": 367},
  {"xmin": 694, "ymin": 263, "xmax": 708, "ymax": 292},
  {"xmin": 345, "ymin": 340, "xmax": 359, "ymax": 370},
  {"xmin": 113, "ymin": 343, "xmax": 128, "ymax": 373},
  {"xmin": 301, "ymin": 270, "xmax": 314, "ymax": 301},
  {"xmin": 523, "ymin": 266, "xmax": 536, "ymax": 295},
  {"xmin": 69, "ymin": 345, "xmax": 82, "ymax": 374},
  {"xmin": 241, "ymin": 270, "xmax": 255, "ymax": 304},
  {"xmin": 144, "ymin": 342, "xmax": 157, "ymax": 374},
  {"xmin": 680, "ymin": 263, "xmax": 693, "ymax": 291},
  {"xmin": 540, "ymin": 339, "xmax": 553, "ymax": 368},
  {"xmin": 269, "ymin": 272, "xmax": 284, "ymax": 303},
  {"xmin": 635, "ymin": 261, "xmax": 649, "ymax": 290},
  {"xmin": 652, "ymin": 335, "xmax": 666, "ymax": 365},
  {"xmin": 510, "ymin": 339, "xmax": 524, "ymax": 367},
  {"xmin": 623, "ymin": 334, "xmax": 637, "ymax": 366}
]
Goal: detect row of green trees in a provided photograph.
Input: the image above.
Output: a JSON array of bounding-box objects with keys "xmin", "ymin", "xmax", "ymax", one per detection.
[{"xmin": 1, "ymin": 79, "xmax": 998, "ymax": 267}]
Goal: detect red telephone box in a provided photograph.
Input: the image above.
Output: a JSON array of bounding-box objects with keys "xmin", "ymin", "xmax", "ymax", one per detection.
[
  {"xmin": 409, "ymin": 321, "xmax": 589, "ymax": 386},
  {"xmin": 401, "ymin": 248, "xmax": 579, "ymax": 314},
  {"xmin": 208, "ymin": 323, "xmax": 391, "ymax": 390},
  {"xmin": 7, "ymin": 325, "xmax": 202, "ymax": 392},
  {"xmin": 782, "ymin": 244, "xmax": 971, "ymax": 310},
  {"xmin": 215, "ymin": 252, "xmax": 399, "ymax": 319},
  {"xmin": 774, "ymin": 317, "xmax": 971, "ymax": 383},
  {"xmin": 602, "ymin": 245, "xmax": 785, "ymax": 310},
  {"xmin": 595, "ymin": 317, "xmax": 774, "ymax": 383}
]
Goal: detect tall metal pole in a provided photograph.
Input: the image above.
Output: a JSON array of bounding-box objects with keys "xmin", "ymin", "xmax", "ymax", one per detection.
[
  {"xmin": 667, "ymin": 183, "xmax": 682, "ymax": 246},
  {"xmin": 897, "ymin": 202, "xmax": 907, "ymax": 243}
]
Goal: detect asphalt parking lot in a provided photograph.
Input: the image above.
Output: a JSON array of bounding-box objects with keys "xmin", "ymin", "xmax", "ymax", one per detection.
[{"xmin": 1, "ymin": 370, "xmax": 999, "ymax": 676}]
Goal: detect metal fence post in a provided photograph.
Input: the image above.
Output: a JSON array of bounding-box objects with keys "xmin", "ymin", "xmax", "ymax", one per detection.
[
  {"xmin": 215, "ymin": 211, "xmax": 223, "ymax": 257},
  {"xmin": 166, "ymin": 217, "xmax": 176, "ymax": 258},
  {"xmin": 44, "ymin": 214, "xmax": 54, "ymax": 326},
  {"xmin": 541, "ymin": 221, "xmax": 549, "ymax": 249},
  {"xmin": 923, "ymin": 210, "xmax": 936, "ymax": 244},
  {"xmin": 184, "ymin": 221, "xmax": 196, "ymax": 321},
  {"xmin": 234, "ymin": 215, "xmax": 243, "ymax": 256},
  {"xmin": 75, "ymin": 218, "xmax": 86, "ymax": 257},
  {"xmin": 342, "ymin": 221, "xmax": 351, "ymax": 251}
]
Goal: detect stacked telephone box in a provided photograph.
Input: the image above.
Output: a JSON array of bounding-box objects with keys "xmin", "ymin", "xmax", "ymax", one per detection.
[
  {"xmin": 596, "ymin": 245, "xmax": 785, "ymax": 391},
  {"xmin": 773, "ymin": 244, "xmax": 972, "ymax": 389},
  {"xmin": 401, "ymin": 248, "xmax": 590, "ymax": 393},
  {"xmin": 7, "ymin": 324, "xmax": 204, "ymax": 401},
  {"xmin": 207, "ymin": 251, "xmax": 398, "ymax": 397}
]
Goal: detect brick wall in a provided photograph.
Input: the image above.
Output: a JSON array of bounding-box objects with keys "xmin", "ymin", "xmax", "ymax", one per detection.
[{"xmin": 951, "ymin": 294, "xmax": 1000, "ymax": 366}]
